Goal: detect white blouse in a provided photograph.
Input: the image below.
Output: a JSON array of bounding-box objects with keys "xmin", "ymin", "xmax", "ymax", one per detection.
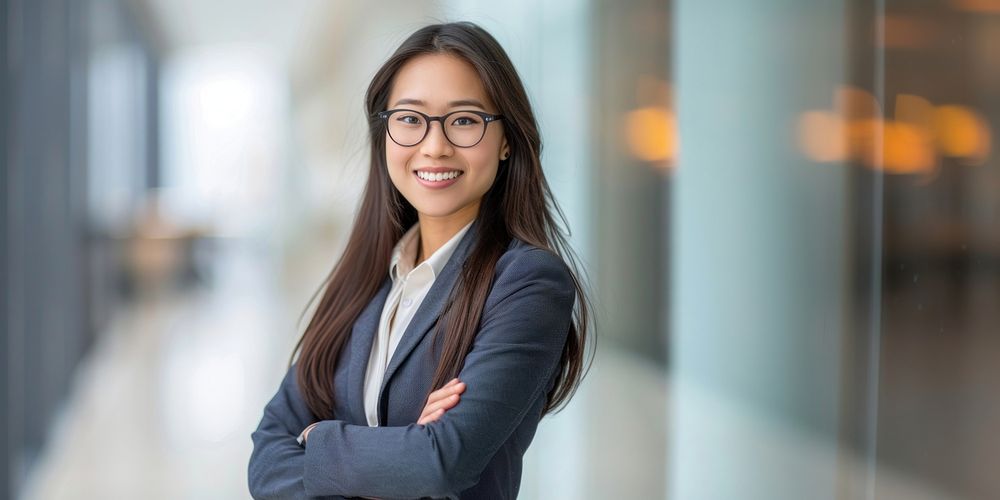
[{"xmin": 362, "ymin": 220, "xmax": 474, "ymax": 427}]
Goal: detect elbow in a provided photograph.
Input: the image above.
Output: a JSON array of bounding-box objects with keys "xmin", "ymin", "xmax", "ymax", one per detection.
[
  {"xmin": 418, "ymin": 472, "xmax": 469, "ymax": 500},
  {"xmin": 246, "ymin": 454, "xmax": 259, "ymax": 497},
  {"xmin": 429, "ymin": 454, "xmax": 484, "ymax": 499},
  {"xmin": 246, "ymin": 460, "xmax": 267, "ymax": 499},
  {"xmin": 437, "ymin": 471, "xmax": 478, "ymax": 499},
  {"xmin": 246, "ymin": 451, "xmax": 285, "ymax": 500},
  {"xmin": 247, "ymin": 468, "xmax": 287, "ymax": 500},
  {"xmin": 246, "ymin": 476, "xmax": 264, "ymax": 500},
  {"xmin": 420, "ymin": 421, "xmax": 495, "ymax": 498},
  {"xmin": 407, "ymin": 431, "xmax": 480, "ymax": 499},
  {"xmin": 246, "ymin": 440, "xmax": 267, "ymax": 499},
  {"xmin": 247, "ymin": 481, "xmax": 263, "ymax": 500}
]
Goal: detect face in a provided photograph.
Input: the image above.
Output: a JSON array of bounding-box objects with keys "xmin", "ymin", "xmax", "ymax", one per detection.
[{"xmin": 384, "ymin": 53, "xmax": 509, "ymax": 223}]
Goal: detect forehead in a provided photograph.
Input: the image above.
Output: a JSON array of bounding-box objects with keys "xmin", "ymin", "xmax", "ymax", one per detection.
[{"xmin": 388, "ymin": 53, "xmax": 494, "ymax": 111}]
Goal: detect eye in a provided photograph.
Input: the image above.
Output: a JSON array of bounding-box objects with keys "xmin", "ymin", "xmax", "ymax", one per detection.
[
  {"xmin": 452, "ymin": 116, "xmax": 479, "ymax": 126},
  {"xmin": 395, "ymin": 113, "xmax": 424, "ymax": 126}
]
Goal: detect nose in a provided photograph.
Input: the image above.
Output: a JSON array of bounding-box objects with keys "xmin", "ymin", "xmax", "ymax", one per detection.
[{"xmin": 420, "ymin": 119, "xmax": 453, "ymax": 158}]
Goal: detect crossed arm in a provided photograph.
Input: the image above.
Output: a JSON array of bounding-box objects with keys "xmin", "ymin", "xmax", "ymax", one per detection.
[
  {"xmin": 247, "ymin": 249, "xmax": 576, "ymax": 499},
  {"xmin": 300, "ymin": 377, "xmax": 466, "ymax": 446}
]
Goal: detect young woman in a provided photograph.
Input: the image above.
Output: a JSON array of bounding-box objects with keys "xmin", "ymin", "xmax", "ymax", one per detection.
[{"xmin": 248, "ymin": 21, "xmax": 592, "ymax": 500}]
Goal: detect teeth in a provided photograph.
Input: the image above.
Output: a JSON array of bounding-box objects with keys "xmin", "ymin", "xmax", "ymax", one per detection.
[{"xmin": 416, "ymin": 170, "xmax": 462, "ymax": 182}]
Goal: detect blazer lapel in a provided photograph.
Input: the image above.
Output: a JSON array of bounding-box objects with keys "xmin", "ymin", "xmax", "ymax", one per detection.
[
  {"xmin": 378, "ymin": 220, "xmax": 479, "ymax": 412},
  {"xmin": 346, "ymin": 274, "xmax": 392, "ymax": 425}
]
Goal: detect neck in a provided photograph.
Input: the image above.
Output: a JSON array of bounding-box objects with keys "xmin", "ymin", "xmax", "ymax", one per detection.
[{"xmin": 415, "ymin": 201, "xmax": 478, "ymax": 266}]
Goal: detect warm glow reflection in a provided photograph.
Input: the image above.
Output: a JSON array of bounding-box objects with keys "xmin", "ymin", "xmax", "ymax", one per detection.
[
  {"xmin": 882, "ymin": 15, "xmax": 936, "ymax": 49},
  {"xmin": 934, "ymin": 105, "xmax": 992, "ymax": 162},
  {"xmin": 950, "ymin": 0, "xmax": 1000, "ymax": 13},
  {"xmin": 625, "ymin": 106, "xmax": 676, "ymax": 167},
  {"xmin": 895, "ymin": 94, "xmax": 935, "ymax": 130},
  {"xmin": 798, "ymin": 85, "xmax": 993, "ymax": 173},
  {"xmin": 835, "ymin": 86, "xmax": 880, "ymax": 121},
  {"xmin": 881, "ymin": 121, "xmax": 937, "ymax": 174}
]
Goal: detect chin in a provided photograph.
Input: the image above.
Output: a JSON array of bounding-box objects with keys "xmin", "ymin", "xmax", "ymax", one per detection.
[
  {"xmin": 410, "ymin": 197, "xmax": 475, "ymax": 219},
  {"xmin": 413, "ymin": 204, "xmax": 463, "ymax": 219}
]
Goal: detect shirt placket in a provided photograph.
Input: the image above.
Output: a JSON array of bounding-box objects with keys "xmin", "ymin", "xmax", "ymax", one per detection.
[{"xmin": 380, "ymin": 279, "xmax": 406, "ymax": 372}]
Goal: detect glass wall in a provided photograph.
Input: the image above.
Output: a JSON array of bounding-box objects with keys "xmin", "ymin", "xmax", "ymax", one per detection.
[
  {"xmin": 860, "ymin": 2, "xmax": 1000, "ymax": 498},
  {"xmin": 670, "ymin": 1, "xmax": 1000, "ymax": 499},
  {"xmin": 593, "ymin": 0, "xmax": 673, "ymax": 366}
]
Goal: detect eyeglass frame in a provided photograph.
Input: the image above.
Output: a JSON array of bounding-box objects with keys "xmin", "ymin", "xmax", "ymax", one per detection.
[{"xmin": 375, "ymin": 108, "xmax": 504, "ymax": 148}]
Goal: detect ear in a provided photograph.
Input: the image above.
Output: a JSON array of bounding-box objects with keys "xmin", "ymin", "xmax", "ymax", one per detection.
[{"xmin": 500, "ymin": 137, "xmax": 510, "ymax": 160}]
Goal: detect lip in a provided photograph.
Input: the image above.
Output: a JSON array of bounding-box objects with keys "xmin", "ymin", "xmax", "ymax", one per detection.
[{"xmin": 413, "ymin": 169, "xmax": 463, "ymax": 189}]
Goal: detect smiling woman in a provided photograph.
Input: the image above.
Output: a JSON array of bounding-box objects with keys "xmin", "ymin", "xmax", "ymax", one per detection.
[{"xmin": 248, "ymin": 21, "xmax": 593, "ymax": 500}]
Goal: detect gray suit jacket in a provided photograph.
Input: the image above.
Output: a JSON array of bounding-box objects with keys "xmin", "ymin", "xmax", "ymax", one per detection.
[{"xmin": 248, "ymin": 220, "xmax": 577, "ymax": 499}]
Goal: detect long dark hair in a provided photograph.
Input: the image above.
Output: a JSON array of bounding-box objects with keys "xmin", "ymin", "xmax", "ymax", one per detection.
[{"xmin": 291, "ymin": 21, "xmax": 593, "ymax": 421}]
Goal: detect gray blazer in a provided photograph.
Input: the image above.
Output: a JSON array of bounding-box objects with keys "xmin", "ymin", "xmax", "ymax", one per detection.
[{"xmin": 248, "ymin": 220, "xmax": 577, "ymax": 499}]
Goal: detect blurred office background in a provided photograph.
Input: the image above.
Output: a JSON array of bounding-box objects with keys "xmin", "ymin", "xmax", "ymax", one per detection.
[{"xmin": 1, "ymin": 0, "xmax": 998, "ymax": 499}]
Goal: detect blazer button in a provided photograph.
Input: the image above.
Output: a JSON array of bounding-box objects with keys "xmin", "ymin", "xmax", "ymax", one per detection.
[{"xmin": 402, "ymin": 298, "xmax": 413, "ymax": 307}]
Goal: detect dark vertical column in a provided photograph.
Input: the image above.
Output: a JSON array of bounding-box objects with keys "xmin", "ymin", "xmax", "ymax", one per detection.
[
  {"xmin": 25, "ymin": 0, "xmax": 68, "ymax": 467},
  {"xmin": 5, "ymin": 0, "xmax": 89, "ymax": 494},
  {"xmin": 1, "ymin": 0, "xmax": 158, "ymax": 495},
  {"xmin": 5, "ymin": 0, "xmax": 25, "ymax": 492},
  {"xmin": 146, "ymin": 57, "xmax": 160, "ymax": 189},
  {"xmin": 16, "ymin": 0, "xmax": 41, "ymax": 474},
  {"xmin": 68, "ymin": 0, "xmax": 92, "ymax": 360},
  {"xmin": 1, "ymin": 0, "xmax": 9, "ymax": 494}
]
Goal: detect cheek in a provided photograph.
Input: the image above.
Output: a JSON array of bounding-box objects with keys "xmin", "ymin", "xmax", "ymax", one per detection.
[
  {"xmin": 385, "ymin": 142, "xmax": 409, "ymax": 168},
  {"xmin": 466, "ymin": 154, "xmax": 500, "ymax": 187},
  {"xmin": 469, "ymin": 147, "xmax": 499, "ymax": 173},
  {"xmin": 385, "ymin": 144, "xmax": 413, "ymax": 184}
]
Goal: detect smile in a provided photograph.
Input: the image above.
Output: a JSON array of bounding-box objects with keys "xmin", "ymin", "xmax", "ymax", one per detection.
[
  {"xmin": 415, "ymin": 170, "xmax": 462, "ymax": 182},
  {"xmin": 413, "ymin": 170, "xmax": 464, "ymax": 189}
]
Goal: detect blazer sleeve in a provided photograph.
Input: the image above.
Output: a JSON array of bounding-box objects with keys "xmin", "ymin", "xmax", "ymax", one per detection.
[
  {"xmin": 300, "ymin": 248, "xmax": 577, "ymax": 499},
  {"xmin": 247, "ymin": 362, "xmax": 350, "ymax": 500}
]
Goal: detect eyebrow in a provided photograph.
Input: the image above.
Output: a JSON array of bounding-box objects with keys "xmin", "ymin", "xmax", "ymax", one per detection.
[{"xmin": 391, "ymin": 98, "xmax": 487, "ymax": 110}]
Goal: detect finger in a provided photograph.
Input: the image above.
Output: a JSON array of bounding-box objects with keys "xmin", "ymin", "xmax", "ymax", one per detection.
[
  {"xmin": 419, "ymin": 408, "xmax": 446, "ymax": 425},
  {"xmin": 418, "ymin": 408, "xmax": 440, "ymax": 425},
  {"xmin": 420, "ymin": 392, "xmax": 461, "ymax": 420},
  {"xmin": 420, "ymin": 381, "xmax": 465, "ymax": 420},
  {"xmin": 425, "ymin": 381, "xmax": 466, "ymax": 405},
  {"xmin": 436, "ymin": 378, "xmax": 461, "ymax": 394},
  {"xmin": 419, "ymin": 392, "xmax": 462, "ymax": 422}
]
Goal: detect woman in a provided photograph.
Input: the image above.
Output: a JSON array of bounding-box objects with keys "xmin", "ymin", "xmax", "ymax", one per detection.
[{"xmin": 248, "ymin": 21, "xmax": 592, "ymax": 500}]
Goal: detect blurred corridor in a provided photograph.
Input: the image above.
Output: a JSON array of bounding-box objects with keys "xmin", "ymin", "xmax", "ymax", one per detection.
[{"xmin": 3, "ymin": 0, "xmax": 1000, "ymax": 499}]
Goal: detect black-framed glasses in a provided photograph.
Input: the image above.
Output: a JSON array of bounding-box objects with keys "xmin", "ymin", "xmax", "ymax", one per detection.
[{"xmin": 376, "ymin": 108, "xmax": 503, "ymax": 148}]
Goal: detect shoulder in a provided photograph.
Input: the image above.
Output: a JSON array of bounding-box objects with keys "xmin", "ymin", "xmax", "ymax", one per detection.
[
  {"xmin": 491, "ymin": 238, "xmax": 575, "ymax": 299},
  {"xmin": 478, "ymin": 238, "xmax": 577, "ymax": 326}
]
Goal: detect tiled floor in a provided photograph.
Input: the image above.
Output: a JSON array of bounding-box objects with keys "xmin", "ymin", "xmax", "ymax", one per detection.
[{"xmin": 19, "ymin": 240, "xmax": 297, "ymax": 499}]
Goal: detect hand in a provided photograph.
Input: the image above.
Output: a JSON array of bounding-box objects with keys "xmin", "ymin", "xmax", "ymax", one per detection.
[
  {"xmin": 301, "ymin": 422, "xmax": 320, "ymax": 444},
  {"xmin": 417, "ymin": 378, "xmax": 466, "ymax": 425}
]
